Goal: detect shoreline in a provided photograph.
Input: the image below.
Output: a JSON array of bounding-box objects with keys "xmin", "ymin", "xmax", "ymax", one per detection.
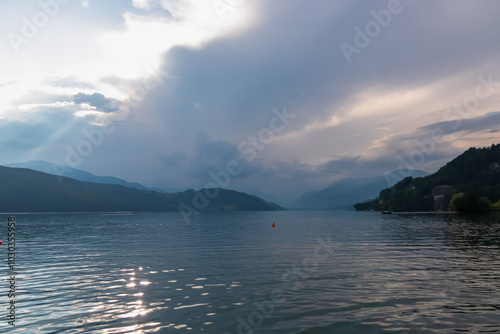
[
  {"xmin": 391, "ymin": 211, "xmax": 458, "ymax": 214},
  {"xmin": 389, "ymin": 211, "xmax": 500, "ymax": 214}
]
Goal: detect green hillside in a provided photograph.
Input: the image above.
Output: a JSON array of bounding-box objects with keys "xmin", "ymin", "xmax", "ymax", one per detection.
[
  {"xmin": 0, "ymin": 166, "xmax": 284, "ymax": 212},
  {"xmin": 355, "ymin": 144, "xmax": 500, "ymax": 212}
]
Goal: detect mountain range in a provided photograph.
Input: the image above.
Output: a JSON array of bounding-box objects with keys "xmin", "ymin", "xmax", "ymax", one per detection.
[
  {"xmin": 355, "ymin": 144, "xmax": 500, "ymax": 212},
  {"xmin": 6, "ymin": 160, "xmax": 174, "ymax": 193},
  {"xmin": 289, "ymin": 169, "xmax": 429, "ymax": 210},
  {"xmin": 3, "ymin": 143, "xmax": 499, "ymax": 213},
  {"xmin": 4, "ymin": 160, "xmax": 431, "ymax": 212},
  {"xmin": 0, "ymin": 165, "xmax": 283, "ymax": 213}
]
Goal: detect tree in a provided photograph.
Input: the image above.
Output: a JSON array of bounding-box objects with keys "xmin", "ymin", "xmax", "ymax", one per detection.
[
  {"xmin": 478, "ymin": 197, "xmax": 492, "ymax": 212},
  {"xmin": 450, "ymin": 192, "xmax": 492, "ymax": 212},
  {"xmin": 450, "ymin": 192, "xmax": 465, "ymax": 211},
  {"xmin": 354, "ymin": 144, "xmax": 500, "ymax": 212}
]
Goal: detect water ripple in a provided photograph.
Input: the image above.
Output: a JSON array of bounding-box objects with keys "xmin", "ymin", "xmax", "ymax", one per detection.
[{"xmin": 1, "ymin": 212, "xmax": 500, "ymax": 333}]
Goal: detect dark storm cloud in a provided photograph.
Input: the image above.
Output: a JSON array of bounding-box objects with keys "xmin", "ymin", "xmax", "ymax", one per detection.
[
  {"xmin": 144, "ymin": 0, "xmax": 500, "ymax": 141},
  {"xmin": 133, "ymin": 0, "xmax": 500, "ymax": 200},
  {"xmin": 145, "ymin": 2, "xmax": 355, "ymax": 136},
  {"xmin": 162, "ymin": 151, "xmax": 188, "ymax": 168},
  {"xmin": 335, "ymin": 0, "xmax": 500, "ymax": 85},
  {"xmin": 185, "ymin": 133, "xmax": 241, "ymax": 178},
  {"xmin": 159, "ymin": 133, "xmax": 317, "ymax": 197},
  {"xmin": 162, "ymin": 134, "xmax": 255, "ymax": 180}
]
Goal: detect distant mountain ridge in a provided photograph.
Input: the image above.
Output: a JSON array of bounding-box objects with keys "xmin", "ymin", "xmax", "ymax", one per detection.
[
  {"xmin": 5, "ymin": 160, "xmax": 171, "ymax": 193},
  {"xmin": 0, "ymin": 166, "xmax": 284, "ymax": 213},
  {"xmin": 355, "ymin": 144, "xmax": 500, "ymax": 212},
  {"xmin": 290, "ymin": 169, "xmax": 429, "ymax": 210}
]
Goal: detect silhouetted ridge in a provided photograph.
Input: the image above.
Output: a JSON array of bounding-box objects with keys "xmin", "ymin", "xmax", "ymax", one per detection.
[{"xmin": 0, "ymin": 166, "xmax": 284, "ymax": 212}]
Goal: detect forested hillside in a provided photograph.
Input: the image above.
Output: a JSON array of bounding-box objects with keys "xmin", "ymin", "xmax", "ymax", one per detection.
[
  {"xmin": 0, "ymin": 166, "xmax": 283, "ymax": 213},
  {"xmin": 355, "ymin": 144, "xmax": 500, "ymax": 212}
]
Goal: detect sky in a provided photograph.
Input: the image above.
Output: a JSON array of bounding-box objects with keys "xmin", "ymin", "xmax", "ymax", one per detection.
[{"xmin": 1, "ymin": 0, "xmax": 500, "ymax": 203}]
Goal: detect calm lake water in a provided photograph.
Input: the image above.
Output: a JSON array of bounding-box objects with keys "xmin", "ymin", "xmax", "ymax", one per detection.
[{"xmin": 1, "ymin": 211, "xmax": 500, "ymax": 333}]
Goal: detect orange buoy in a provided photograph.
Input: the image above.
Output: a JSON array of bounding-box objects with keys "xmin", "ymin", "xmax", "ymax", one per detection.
[
  {"xmin": 272, "ymin": 223, "xmax": 275, "ymax": 228},
  {"xmin": 0, "ymin": 241, "xmax": 3, "ymax": 246}
]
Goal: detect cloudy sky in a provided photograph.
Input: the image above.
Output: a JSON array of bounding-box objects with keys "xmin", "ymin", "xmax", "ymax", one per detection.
[{"xmin": 1, "ymin": 0, "xmax": 500, "ymax": 203}]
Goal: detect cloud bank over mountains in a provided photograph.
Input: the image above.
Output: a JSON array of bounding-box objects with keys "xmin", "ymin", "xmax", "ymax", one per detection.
[{"xmin": 1, "ymin": 0, "xmax": 500, "ymax": 201}]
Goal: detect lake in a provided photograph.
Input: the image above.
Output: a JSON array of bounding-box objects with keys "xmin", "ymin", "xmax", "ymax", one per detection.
[{"xmin": 1, "ymin": 211, "xmax": 500, "ymax": 333}]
